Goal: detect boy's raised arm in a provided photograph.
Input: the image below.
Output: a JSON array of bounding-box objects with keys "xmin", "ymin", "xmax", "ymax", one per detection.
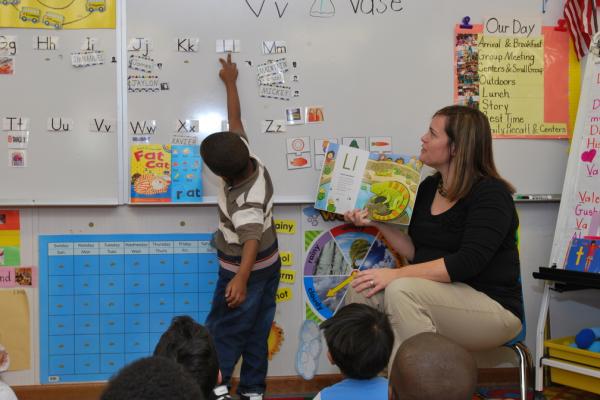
[{"xmin": 219, "ymin": 53, "xmax": 248, "ymax": 142}]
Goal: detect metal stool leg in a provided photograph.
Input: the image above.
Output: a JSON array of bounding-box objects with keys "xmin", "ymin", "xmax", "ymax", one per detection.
[{"xmin": 509, "ymin": 342, "xmax": 534, "ymax": 399}]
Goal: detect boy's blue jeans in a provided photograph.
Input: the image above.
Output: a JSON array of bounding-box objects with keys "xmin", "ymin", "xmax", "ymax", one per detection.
[{"xmin": 206, "ymin": 263, "xmax": 280, "ymax": 395}]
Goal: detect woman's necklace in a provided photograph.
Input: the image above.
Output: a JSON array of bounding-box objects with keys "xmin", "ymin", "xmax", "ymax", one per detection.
[{"xmin": 437, "ymin": 179, "xmax": 448, "ymax": 198}]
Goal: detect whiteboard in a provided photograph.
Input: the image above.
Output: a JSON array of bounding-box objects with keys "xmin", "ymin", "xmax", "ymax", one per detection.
[
  {"xmin": 0, "ymin": 26, "xmax": 120, "ymax": 205},
  {"xmin": 125, "ymin": 0, "xmax": 569, "ymax": 204}
]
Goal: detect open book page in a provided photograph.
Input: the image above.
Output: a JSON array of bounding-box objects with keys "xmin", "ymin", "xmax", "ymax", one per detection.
[{"xmin": 315, "ymin": 143, "xmax": 422, "ymax": 226}]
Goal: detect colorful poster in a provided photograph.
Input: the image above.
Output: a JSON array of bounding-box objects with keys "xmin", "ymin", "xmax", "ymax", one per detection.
[
  {"xmin": 38, "ymin": 233, "xmax": 217, "ymax": 383},
  {"xmin": 549, "ymin": 33, "xmax": 600, "ymax": 269},
  {"xmin": 315, "ymin": 143, "xmax": 422, "ymax": 226},
  {"xmin": 0, "ymin": 210, "xmax": 20, "ymax": 267},
  {"xmin": 171, "ymin": 145, "xmax": 202, "ymax": 203},
  {"xmin": 454, "ymin": 23, "xmax": 572, "ymax": 139},
  {"xmin": 0, "ymin": 0, "xmax": 115, "ymax": 30},
  {"xmin": 301, "ymin": 206, "xmax": 403, "ymax": 322},
  {"xmin": 130, "ymin": 144, "xmax": 172, "ymax": 203}
]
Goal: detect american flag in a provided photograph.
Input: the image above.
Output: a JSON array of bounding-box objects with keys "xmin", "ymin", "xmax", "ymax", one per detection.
[{"xmin": 564, "ymin": 0, "xmax": 599, "ymax": 59}]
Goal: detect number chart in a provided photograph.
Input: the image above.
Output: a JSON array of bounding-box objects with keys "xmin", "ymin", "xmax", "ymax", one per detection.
[{"xmin": 39, "ymin": 233, "xmax": 218, "ymax": 383}]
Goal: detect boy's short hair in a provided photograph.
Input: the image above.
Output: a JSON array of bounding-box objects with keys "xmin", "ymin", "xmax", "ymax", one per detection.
[
  {"xmin": 153, "ymin": 316, "xmax": 219, "ymax": 398},
  {"xmin": 389, "ymin": 332, "xmax": 477, "ymax": 400},
  {"xmin": 200, "ymin": 131, "xmax": 249, "ymax": 180},
  {"xmin": 101, "ymin": 356, "xmax": 204, "ymax": 400},
  {"xmin": 320, "ymin": 303, "xmax": 393, "ymax": 379}
]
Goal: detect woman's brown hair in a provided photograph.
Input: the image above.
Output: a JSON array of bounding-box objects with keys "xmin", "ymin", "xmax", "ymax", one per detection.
[{"xmin": 433, "ymin": 105, "xmax": 515, "ymax": 201}]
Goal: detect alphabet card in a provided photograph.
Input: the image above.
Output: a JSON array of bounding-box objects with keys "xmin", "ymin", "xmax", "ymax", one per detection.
[
  {"xmin": 216, "ymin": 39, "xmax": 240, "ymax": 53},
  {"xmin": 89, "ymin": 118, "xmax": 116, "ymax": 133},
  {"xmin": 176, "ymin": 37, "xmax": 199, "ymax": 53},
  {"xmin": 128, "ymin": 38, "xmax": 153, "ymax": 55},
  {"xmin": 2, "ymin": 117, "xmax": 29, "ymax": 131},
  {"xmin": 262, "ymin": 41, "xmax": 287, "ymax": 55},
  {"xmin": 0, "ymin": 36, "xmax": 17, "ymax": 56},
  {"xmin": 261, "ymin": 119, "xmax": 286, "ymax": 134},
  {"xmin": 33, "ymin": 36, "xmax": 59, "ymax": 51},
  {"xmin": 314, "ymin": 142, "xmax": 422, "ymax": 226},
  {"xmin": 47, "ymin": 117, "xmax": 73, "ymax": 133}
]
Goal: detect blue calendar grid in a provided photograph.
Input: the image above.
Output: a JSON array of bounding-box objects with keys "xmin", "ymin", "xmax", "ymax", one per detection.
[{"xmin": 39, "ymin": 233, "xmax": 218, "ymax": 384}]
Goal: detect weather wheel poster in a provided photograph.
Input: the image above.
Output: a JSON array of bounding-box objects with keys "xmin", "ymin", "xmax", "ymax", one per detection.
[{"xmin": 301, "ymin": 206, "xmax": 403, "ymax": 323}]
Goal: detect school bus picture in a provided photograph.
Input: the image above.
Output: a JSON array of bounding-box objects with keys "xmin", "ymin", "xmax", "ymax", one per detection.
[
  {"xmin": 86, "ymin": 0, "xmax": 105, "ymax": 12},
  {"xmin": 1, "ymin": 0, "xmax": 20, "ymax": 6},
  {"xmin": 43, "ymin": 12, "xmax": 64, "ymax": 29},
  {"xmin": 19, "ymin": 7, "xmax": 41, "ymax": 23}
]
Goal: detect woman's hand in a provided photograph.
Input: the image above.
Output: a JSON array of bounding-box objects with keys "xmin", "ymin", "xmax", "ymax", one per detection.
[
  {"xmin": 351, "ymin": 268, "xmax": 399, "ymax": 298},
  {"xmin": 344, "ymin": 209, "xmax": 371, "ymax": 227}
]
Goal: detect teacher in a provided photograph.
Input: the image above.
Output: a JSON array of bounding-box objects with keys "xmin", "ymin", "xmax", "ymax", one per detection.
[{"xmin": 345, "ymin": 105, "xmax": 523, "ymax": 361}]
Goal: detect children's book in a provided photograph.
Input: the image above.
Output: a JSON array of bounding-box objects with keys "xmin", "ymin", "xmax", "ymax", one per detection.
[
  {"xmin": 564, "ymin": 237, "xmax": 600, "ymax": 273},
  {"xmin": 130, "ymin": 144, "xmax": 172, "ymax": 203},
  {"xmin": 171, "ymin": 145, "xmax": 203, "ymax": 203},
  {"xmin": 130, "ymin": 144, "xmax": 203, "ymax": 203},
  {"xmin": 314, "ymin": 142, "xmax": 422, "ymax": 226}
]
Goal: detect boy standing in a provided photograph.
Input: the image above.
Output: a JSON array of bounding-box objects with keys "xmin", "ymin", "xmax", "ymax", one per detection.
[
  {"xmin": 201, "ymin": 54, "xmax": 281, "ymax": 400},
  {"xmin": 314, "ymin": 304, "xmax": 393, "ymax": 400}
]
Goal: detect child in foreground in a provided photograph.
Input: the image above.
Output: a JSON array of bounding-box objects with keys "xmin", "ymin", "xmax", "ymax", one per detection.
[{"xmin": 314, "ymin": 303, "xmax": 393, "ymax": 400}]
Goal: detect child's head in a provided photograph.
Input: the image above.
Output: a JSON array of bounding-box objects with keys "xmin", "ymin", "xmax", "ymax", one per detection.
[
  {"xmin": 101, "ymin": 356, "xmax": 204, "ymax": 400},
  {"xmin": 200, "ymin": 131, "xmax": 249, "ymax": 181},
  {"xmin": 153, "ymin": 316, "xmax": 219, "ymax": 398},
  {"xmin": 320, "ymin": 303, "xmax": 393, "ymax": 380},
  {"xmin": 389, "ymin": 332, "xmax": 477, "ymax": 400}
]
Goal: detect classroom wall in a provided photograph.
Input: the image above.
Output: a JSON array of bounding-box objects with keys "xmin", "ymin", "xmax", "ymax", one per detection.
[
  {"xmin": 3, "ymin": 200, "xmax": 600, "ymax": 387},
  {"xmin": 3, "ymin": 0, "xmax": 600, "ymax": 388}
]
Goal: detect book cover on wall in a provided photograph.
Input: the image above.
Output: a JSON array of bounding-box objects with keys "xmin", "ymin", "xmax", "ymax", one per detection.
[
  {"xmin": 130, "ymin": 144, "xmax": 172, "ymax": 203},
  {"xmin": 314, "ymin": 143, "xmax": 422, "ymax": 226},
  {"xmin": 564, "ymin": 237, "xmax": 600, "ymax": 274},
  {"xmin": 171, "ymin": 145, "xmax": 202, "ymax": 203}
]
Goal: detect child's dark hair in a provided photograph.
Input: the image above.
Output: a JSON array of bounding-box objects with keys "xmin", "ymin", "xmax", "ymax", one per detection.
[
  {"xmin": 153, "ymin": 316, "xmax": 219, "ymax": 398},
  {"xmin": 200, "ymin": 131, "xmax": 249, "ymax": 180},
  {"xmin": 101, "ymin": 356, "xmax": 204, "ymax": 400},
  {"xmin": 320, "ymin": 303, "xmax": 393, "ymax": 379}
]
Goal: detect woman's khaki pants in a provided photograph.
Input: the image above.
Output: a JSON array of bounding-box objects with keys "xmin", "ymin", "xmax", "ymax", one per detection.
[{"xmin": 344, "ymin": 277, "xmax": 522, "ymax": 371}]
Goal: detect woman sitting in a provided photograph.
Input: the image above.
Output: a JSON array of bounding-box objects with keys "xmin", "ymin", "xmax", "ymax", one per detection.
[{"xmin": 345, "ymin": 105, "xmax": 523, "ymax": 363}]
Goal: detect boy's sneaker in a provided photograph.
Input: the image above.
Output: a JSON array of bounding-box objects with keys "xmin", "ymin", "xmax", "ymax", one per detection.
[
  {"xmin": 239, "ymin": 393, "xmax": 263, "ymax": 400},
  {"xmin": 211, "ymin": 385, "xmax": 232, "ymax": 400}
]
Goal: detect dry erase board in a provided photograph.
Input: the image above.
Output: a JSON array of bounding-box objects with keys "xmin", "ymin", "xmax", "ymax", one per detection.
[
  {"xmin": 0, "ymin": 23, "xmax": 120, "ymax": 205},
  {"xmin": 125, "ymin": 0, "xmax": 569, "ymax": 204}
]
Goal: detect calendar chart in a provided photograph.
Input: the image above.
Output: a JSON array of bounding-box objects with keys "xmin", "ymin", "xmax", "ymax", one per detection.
[{"xmin": 39, "ymin": 234, "xmax": 218, "ymax": 384}]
